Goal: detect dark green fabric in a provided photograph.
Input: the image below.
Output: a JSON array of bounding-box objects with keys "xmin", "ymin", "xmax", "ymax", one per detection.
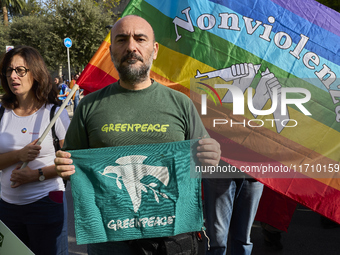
[{"xmin": 69, "ymin": 140, "xmax": 203, "ymax": 244}]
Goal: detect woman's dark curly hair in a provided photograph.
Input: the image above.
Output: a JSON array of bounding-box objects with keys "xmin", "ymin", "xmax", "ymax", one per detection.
[{"xmin": 0, "ymin": 45, "xmax": 59, "ymax": 109}]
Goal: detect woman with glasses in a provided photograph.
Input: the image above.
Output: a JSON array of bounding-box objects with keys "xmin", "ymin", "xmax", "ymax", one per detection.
[{"xmin": 0, "ymin": 46, "xmax": 70, "ymax": 255}]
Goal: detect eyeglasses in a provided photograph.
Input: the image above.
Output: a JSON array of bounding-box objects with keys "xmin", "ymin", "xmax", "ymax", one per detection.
[{"xmin": 4, "ymin": 66, "xmax": 29, "ymax": 77}]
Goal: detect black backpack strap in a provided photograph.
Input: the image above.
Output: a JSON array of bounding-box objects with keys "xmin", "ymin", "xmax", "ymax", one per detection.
[
  {"xmin": 0, "ymin": 105, "xmax": 5, "ymax": 122},
  {"xmin": 50, "ymin": 104, "xmax": 60, "ymax": 150}
]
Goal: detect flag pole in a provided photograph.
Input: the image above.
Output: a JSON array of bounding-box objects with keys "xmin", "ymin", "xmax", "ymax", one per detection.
[{"xmin": 11, "ymin": 85, "xmax": 79, "ymax": 186}]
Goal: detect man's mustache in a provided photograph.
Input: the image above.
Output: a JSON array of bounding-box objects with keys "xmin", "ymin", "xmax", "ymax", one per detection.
[{"xmin": 121, "ymin": 52, "xmax": 143, "ymax": 63}]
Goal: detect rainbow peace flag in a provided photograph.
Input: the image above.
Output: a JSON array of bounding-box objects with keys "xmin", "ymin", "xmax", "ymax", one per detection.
[{"xmin": 77, "ymin": 0, "xmax": 340, "ymax": 227}]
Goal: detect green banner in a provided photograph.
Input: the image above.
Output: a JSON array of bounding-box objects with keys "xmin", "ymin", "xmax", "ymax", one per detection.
[{"xmin": 69, "ymin": 140, "xmax": 203, "ymax": 244}]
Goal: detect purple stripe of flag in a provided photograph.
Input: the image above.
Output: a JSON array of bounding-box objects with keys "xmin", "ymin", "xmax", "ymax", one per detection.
[{"xmin": 271, "ymin": 0, "xmax": 340, "ymax": 37}]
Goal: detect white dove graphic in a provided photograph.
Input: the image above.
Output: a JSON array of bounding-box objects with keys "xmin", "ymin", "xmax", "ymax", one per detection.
[{"xmin": 101, "ymin": 155, "xmax": 170, "ymax": 213}]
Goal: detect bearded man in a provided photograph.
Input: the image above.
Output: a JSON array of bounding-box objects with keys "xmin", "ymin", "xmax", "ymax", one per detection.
[{"xmin": 55, "ymin": 15, "xmax": 221, "ymax": 255}]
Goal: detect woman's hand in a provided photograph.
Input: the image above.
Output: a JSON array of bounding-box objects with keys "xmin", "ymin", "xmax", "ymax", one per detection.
[
  {"xmin": 18, "ymin": 139, "xmax": 41, "ymax": 162},
  {"xmin": 10, "ymin": 164, "xmax": 37, "ymax": 188}
]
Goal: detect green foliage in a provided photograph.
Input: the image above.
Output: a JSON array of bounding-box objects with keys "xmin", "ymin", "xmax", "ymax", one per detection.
[
  {"xmin": 0, "ymin": 21, "xmax": 9, "ymax": 56},
  {"xmin": 315, "ymin": 0, "xmax": 340, "ymax": 12},
  {"xmin": 9, "ymin": 15, "xmax": 58, "ymax": 69},
  {"xmin": 1, "ymin": 0, "xmax": 26, "ymax": 12},
  {"xmin": 1, "ymin": 0, "xmax": 26, "ymax": 24},
  {"xmin": 21, "ymin": 0, "xmax": 47, "ymax": 16},
  {"xmin": 51, "ymin": 0, "xmax": 114, "ymax": 71},
  {"xmin": 0, "ymin": 21, "xmax": 9, "ymax": 93},
  {"xmin": 6, "ymin": 0, "xmax": 115, "ymax": 71},
  {"xmin": 94, "ymin": 0, "xmax": 122, "ymax": 18}
]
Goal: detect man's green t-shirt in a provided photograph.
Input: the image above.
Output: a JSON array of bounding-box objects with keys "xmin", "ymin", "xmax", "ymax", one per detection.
[{"xmin": 63, "ymin": 81, "xmax": 208, "ymax": 150}]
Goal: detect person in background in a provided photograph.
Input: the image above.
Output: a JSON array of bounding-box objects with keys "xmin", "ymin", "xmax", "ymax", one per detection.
[
  {"xmin": 69, "ymin": 73, "xmax": 81, "ymax": 112},
  {"xmin": 57, "ymin": 78, "xmax": 71, "ymax": 105},
  {"xmin": 0, "ymin": 45, "xmax": 70, "ymax": 255},
  {"xmin": 55, "ymin": 15, "xmax": 221, "ymax": 255},
  {"xmin": 55, "ymin": 76, "xmax": 65, "ymax": 96},
  {"xmin": 203, "ymin": 170, "xmax": 263, "ymax": 255},
  {"xmin": 54, "ymin": 76, "xmax": 61, "ymax": 90}
]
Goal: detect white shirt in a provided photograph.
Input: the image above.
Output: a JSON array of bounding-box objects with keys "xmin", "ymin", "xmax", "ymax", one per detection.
[{"xmin": 0, "ymin": 104, "xmax": 70, "ymax": 205}]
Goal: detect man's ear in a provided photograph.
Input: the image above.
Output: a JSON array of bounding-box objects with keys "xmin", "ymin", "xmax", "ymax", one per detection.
[{"xmin": 153, "ymin": 42, "xmax": 159, "ymax": 60}]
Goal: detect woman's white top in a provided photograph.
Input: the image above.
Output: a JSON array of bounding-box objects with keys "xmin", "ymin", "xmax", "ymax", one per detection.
[{"xmin": 0, "ymin": 104, "xmax": 70, "ymax": 205}]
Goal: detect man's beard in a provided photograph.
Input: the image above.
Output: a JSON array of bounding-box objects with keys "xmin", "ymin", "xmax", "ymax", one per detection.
[{"xmin": 112, "ymin": 51, "xmax": 154, "ymax": 85}]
